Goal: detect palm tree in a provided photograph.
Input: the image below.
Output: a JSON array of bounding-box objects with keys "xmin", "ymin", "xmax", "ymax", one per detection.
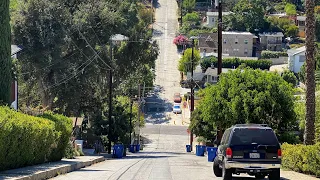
[
  {"xmin": 304, "ymin": 0, "xmax": 316, "ymax": 145},
  {"xmin": 0, "ymin": 0, "xmax": 12, "ymax": 105}
]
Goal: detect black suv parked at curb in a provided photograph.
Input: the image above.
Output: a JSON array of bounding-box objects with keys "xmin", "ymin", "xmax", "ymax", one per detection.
[{"xmin": 213, "ymin": 124, "xmax": 282, "ymax": 180}]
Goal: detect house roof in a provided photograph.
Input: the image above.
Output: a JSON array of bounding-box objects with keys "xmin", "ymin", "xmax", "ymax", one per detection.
[
  {"xmin": 259, "ymin": 32, "xmax": 284, "ymax": 37},
  {"xmin": 287, "ymin": 46, "xmax": 306, "ymax": 56},
  {"xmin": 204, "ymin": 67, "xmax": 236, "ymax": 76},
  {"xmin": 297, "ymin": 16, "xmax": 306, "ymax": 21},
  {"xmin": 110, "ymin": 34, "xmax": 129, "ymax": 41},
  {"xmin": 222, "ymin": 31, "xmax": 253, "ymax": 36},
  {"xmin": 206, "ymin": 11, "xmax": 233, "ymax": 16},
  {"xmin": 198, "ymin": 33, "xmax": 218, "ymax": 49},
  {"xmin": 268, "ymin": 13, "xmax": 287, "ymax": 17},
  {"xmin": 11, "ymin": 45, "xmax": 22, "ymax": 56}
]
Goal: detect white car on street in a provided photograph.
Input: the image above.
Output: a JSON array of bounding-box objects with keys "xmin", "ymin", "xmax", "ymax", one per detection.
[{"xmin": 173, "ymin": 103, "xmax": 182, "ymax": 114}]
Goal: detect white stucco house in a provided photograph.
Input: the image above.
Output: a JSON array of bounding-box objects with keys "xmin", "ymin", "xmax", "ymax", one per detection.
[
  {"xmin": 287, "ymin": 46, "xmax": 306, "ymax": 73},
  {"xmin": 205, "ymin": 11, "xmax": 233, "ymax": 27}
]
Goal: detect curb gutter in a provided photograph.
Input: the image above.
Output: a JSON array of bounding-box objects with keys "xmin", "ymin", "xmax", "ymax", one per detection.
[{"xmin": 0, "ymin": 156, "xmax": 105, "ymax": 180}]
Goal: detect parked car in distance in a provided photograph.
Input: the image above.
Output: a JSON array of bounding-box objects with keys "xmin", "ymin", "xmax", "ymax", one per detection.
[
  {"xmin": 213, "ymin": 124, "xmax": 281, "ymax": 180},
  {"xmin": 172, "ymin": 103, "xmax": 182, "ymax": 114},
  {"xmin": 173, "ymin": 93, "xmax": 182, "ymax": 103}
]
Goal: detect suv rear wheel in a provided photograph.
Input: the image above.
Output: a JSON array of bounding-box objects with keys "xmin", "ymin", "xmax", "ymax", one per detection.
[
  {"xmin": 222, "ymin": 163, "xmax": 232, "ymax": 180},
  {"xmin": 268, "ymin": 169, "xmax": 280, "ymax": 180},
  {"xmin": 213, "ymin": 158, "xmax": 222, "ymax": 177}
]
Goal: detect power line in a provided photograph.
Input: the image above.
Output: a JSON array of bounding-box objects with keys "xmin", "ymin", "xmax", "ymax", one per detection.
[{"xmin": 43, "ymin": 52, "xmax": 101, "ymax": 91}]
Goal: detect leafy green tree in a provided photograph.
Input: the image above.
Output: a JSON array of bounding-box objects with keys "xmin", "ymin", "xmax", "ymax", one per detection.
[
  {"xmin": 178, "ymin": 48, "xmax": 200, "ymax": 73},
  {"xmin": 189, "ymin": 108, "xmax": 216, "ymax": 142},
  {"xmin": 285, "ymin": 3, "xmax": 297, "ymax": 15},
  {"xmin": 282, "ymin": 70, "xmax": 298, "ymax": 86},
  {"xmin": 284, "ymin": 24, "xmax": 299, "ymax": 37},
  {"xmin": 200, "ymin": 56, "xmax": 217, "ymax": 71},
  {"xmin": 224, "ymin": 0, "xmax": 267, "ymax": 32},
  {"xmin": 182, "ymin": 12, "xmax": 199, "ymax": 24},
  {"xmin": 183, "ymin": 0, "xmax": 196, "ymax": 13},
  {"xmin": 0, "ymin": 0, "xmax": 12, "ymax": 105},
  {"xmin": 198, "ymin": 68, "xmax": 297, "ymax": 140}
]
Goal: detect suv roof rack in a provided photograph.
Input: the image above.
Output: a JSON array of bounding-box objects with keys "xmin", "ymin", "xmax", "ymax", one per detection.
[{"xmin": 233, "ymin": 124, "xmax": 269, "ymax": 127}]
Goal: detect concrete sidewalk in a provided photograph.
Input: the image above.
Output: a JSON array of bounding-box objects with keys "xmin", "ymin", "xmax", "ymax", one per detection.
[{"xmin": 0, "ymin": 155, "xmax": 107, "ymax": 180}]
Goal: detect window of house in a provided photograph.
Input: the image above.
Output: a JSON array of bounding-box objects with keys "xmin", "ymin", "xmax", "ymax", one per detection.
[
  {"xmin": 244, "ymin": 39, "xmax": 248, "ymax": 44},
  {"xmin": 223, "ymin": 39, "xmax": 227, "ymax": 44},
  {"xmin": 212, "ymin": 18, "xmax": 215, "ymax": 23},
  {"xmin": 244, "ymin": 48, "xmax": 248, "ymax": 54},
  {"xmin": 235, "ymin": 38, "xmax": 238, "ymax": 44},
  {"xmin": 214, "ymin": 49, "xmax": 217, "ymax": 53},
  {"xmin": 299, "ymin": 55, "xmax": 306, "ymax": 62}
]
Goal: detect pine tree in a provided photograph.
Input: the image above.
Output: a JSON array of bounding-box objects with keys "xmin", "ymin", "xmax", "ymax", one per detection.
[{"xmin": 0, "ymin": 0, "xmax": 12, "ymax": 105}]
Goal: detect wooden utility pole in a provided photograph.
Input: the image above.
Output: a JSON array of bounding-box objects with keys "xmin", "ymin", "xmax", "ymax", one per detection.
[
  {"xmin": 218, "ymin": 0, "xmax": 222, "ymax": 75},
  {"xmin": 304, "ymin": 0, "xmax": 316, "ymax": 145},
  {"xmin": 190, "ymin": 39, "xmax": 195, "ymax": 150}
]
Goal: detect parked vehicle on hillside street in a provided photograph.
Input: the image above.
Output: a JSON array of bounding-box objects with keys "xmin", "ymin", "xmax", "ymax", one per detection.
[
  {"xmin": 213, "ymin": 124, "xmax": 281, "ymax": 180},
  {"xmin": 173, "ymin": 93, "xmax": 182, "ymax": 103},
  {"xmin": 172, "ymin": 103, "xmax": 182, "ymax": 114}
]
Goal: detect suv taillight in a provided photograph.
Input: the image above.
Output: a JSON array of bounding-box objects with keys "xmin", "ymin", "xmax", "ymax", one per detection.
[
  {"xmin": 278, "ymin": 149, "xmax": 282, "ymax": 159},
  {"xmin": 226, "ymin": 147, "xmax": 232, "ymax": 158}
]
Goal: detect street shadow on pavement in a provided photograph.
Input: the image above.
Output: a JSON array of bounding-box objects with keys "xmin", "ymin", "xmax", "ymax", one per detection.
[
  {"xmin": 152, "ymin": 29, "xmax": 163, "ymax": 37},
  {"xmin": 231, "ymin": 176, "xmax": 290, "ymax": 180},
  {"xmin": 152, "ymin": 0, "xmax": 161, "ymax": 8},
  {"xmin": 232, "ymin": 175, "xmax": 290, "ymax": 180}
]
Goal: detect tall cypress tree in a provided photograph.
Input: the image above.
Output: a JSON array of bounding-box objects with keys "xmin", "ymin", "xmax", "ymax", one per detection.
[{"xmin": 0, "ymin": 0, "xmax": 12, "ymax": 105}]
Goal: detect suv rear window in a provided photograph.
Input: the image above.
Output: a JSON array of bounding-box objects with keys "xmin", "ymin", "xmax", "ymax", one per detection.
[{"xmin": 230, "ymin": 128, "xmax": 279, "ymax": 145}]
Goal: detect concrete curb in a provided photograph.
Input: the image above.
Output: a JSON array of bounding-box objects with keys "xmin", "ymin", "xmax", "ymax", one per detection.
[{"xmin": 0, "ymin": 156, "xmax": 105, "ymax": 180}]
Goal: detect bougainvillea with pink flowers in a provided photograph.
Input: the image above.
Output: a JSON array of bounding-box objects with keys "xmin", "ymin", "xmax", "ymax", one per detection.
[{"xmin": 173, "ymin": 35, "xmax": 188, "ymax": 45}]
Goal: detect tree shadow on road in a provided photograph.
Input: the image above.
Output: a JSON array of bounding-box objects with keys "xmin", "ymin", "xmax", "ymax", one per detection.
[{"xmin": 152, "ymin": 0, "xmax": 161, "ymax": 8}]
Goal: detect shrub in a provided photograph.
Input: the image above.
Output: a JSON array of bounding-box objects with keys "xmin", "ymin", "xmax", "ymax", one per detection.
[
  {"xmin": 0, "ymin": 106, "xmax": 58, "ymax": 171},
  {"xmin": 261, "ymin": 51, "xmax": 288, "ymax": 59},
  {"xmin": 39, "ymin": 112, "xmax": 73, "ymax": 161},
  {"xmin": 282, "ymin": 143, "xmax": 320, "ymax": 176},
  {"xmin": 201, "ymin": 57, "xmax": 272, "ymax": 70}
]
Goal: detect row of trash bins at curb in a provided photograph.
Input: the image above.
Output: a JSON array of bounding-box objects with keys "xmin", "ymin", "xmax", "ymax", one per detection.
[
  {"xmin": 113, "ymin": 144, "xmax": 141, "ymax": 158},
  {"xmin": 186, "ymin": 145, "xmax": 218, "ymax": 162}
]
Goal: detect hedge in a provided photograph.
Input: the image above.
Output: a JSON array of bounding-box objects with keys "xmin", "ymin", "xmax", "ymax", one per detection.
[
  {"xmin": 201, "ymin": 57, "xmax": 272, "ymax": 70},
  {"xmin": 39, "ymin": 112, "xmax": 73, "ymax": 161},
  {"xmin": 0, "ymin": 107, "xmax": 72, "ymax": 171},
  {"xmin": 282, "ymin": 143, "xmax": 320, "ymax": 177},
  {"xmin": 261, "ymin": 51, "xmax": 288, "ymax": 59}
]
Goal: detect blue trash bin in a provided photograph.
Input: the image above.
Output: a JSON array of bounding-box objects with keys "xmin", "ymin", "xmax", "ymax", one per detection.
[
  {"xmin": 186, "ymin": 145, "xmax": 191, "ymax": 152},
  {"xmin": 207, "ymin": 147, "xmax": 218, "ymax": 162},
  {"xmin": 135, "ymin": 144, "xmax": 141, "ymax": 152},
  {"xmin": 196, "ymin": 145, "xmax": 206, "ymax": 156},
  {"xmin": 129, "ymin": 145, "xmax": 135, "ymax": 153},
  {"xmin": 113, "ymin": 145, "xmax": 124, "ymax": 158}
]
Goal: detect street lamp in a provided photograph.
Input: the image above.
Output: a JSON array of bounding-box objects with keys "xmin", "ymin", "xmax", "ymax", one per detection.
[{"xmin": 107, "ymin": 34, "xmax": 129, "ymax": 154}]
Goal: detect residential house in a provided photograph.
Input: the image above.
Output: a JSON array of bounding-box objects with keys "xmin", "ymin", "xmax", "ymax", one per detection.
[
  {"xmin": 204, "ymin": 66, "xmax": 236, "ymax": 84},
  {"xmin": 11, "ymin": 45, "xmax": 22, "ymax": 110},
  {"xmin": 205, "ymin": 11, "xmax": 233, "ymax": 27},
  {"xmin": 296, "ymin": 16, "xmax": 306, "ymax": 38},
  {"xmin": 198, "ymin": 32, "xmax": 256, "ymax": 57},
  {"xmin": 259, "ymin": 32, "xmax": 284, "ymax": 51},
  {"xmin": 287, "ymin": 46, "xmax": 306, "ymax": 73}
]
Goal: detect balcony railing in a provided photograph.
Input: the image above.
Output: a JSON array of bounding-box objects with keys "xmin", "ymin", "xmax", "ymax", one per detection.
[{"xmin": 267, "ymin": 40, "xmax": 282, "ymax": 44}]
